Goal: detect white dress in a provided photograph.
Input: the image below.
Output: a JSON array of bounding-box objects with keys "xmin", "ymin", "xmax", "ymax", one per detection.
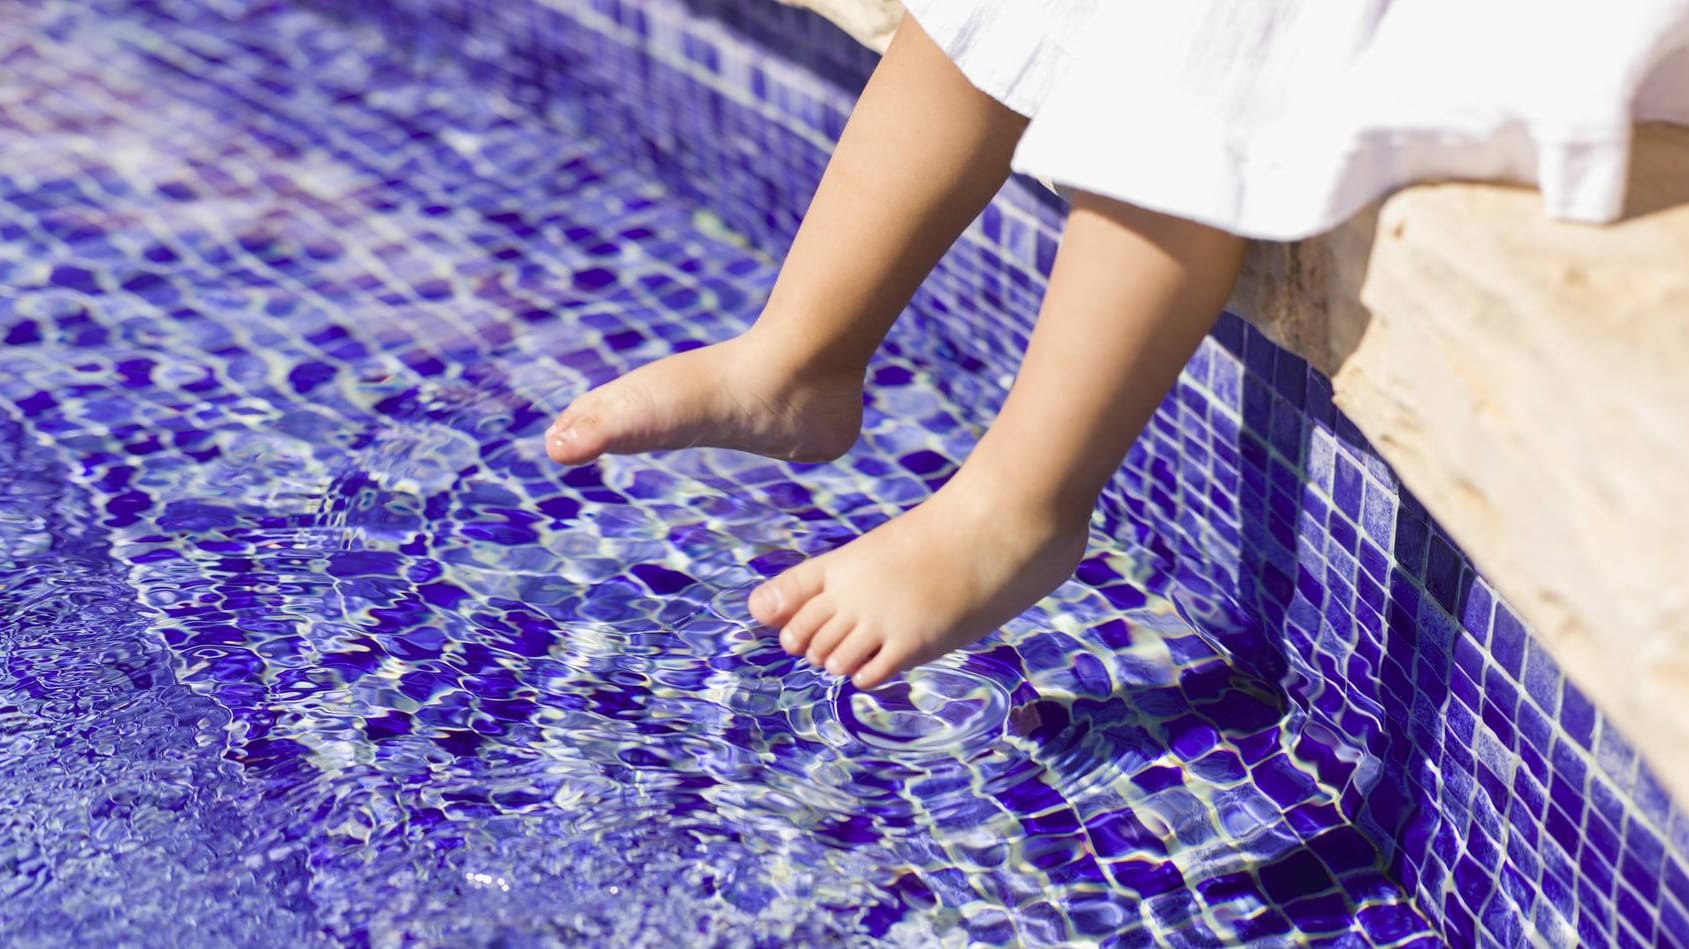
[{"xmin": 902, "ymin": 0, "xmax": 1689, "ymax": 240}]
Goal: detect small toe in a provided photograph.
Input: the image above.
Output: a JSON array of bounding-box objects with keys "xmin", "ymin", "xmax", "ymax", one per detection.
[
  {"xmin": 805, "ymin": 613, "xmax": 854, "ymax": 669},
  {"xmin": 548, "ymin": 403, "xmax": 578, "ymax": 432},
  {"xmin": 544, "ymin": 411, "xmax": 573, "ymax": 462},
  {"xmin": 778, "ymin": 594, "xmax": 834, "ymax": 656},
  {"xmin": 750, "ymin": 560, "xmax": 825, "ymax": 629},
  {"xmin": 547, "ymin": 412, "xmax": 608, "ymax": 465},
  {"xmin": 851, "ymin": 643, "xmax": 914, "ymax": 691},
  {"xmin": 545, "ymin": 426, "xmax": 574, "ymax": 463},
  {"xmin": 823, "ymin": 627, "xmax": 881, "ymax": 678}
]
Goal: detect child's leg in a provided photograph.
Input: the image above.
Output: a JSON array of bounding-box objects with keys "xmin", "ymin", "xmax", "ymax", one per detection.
[
  {"xmin": 756, "ymin": 191, "xmax": 1246, "ymax": 689},
  {"xmin": 546, "ymin": 17, "xmax": 1028, "ymax": 465}
]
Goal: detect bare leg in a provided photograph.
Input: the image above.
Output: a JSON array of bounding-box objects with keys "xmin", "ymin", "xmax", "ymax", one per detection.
[
  {"xmin": 753, "ymin": 192, "xmax": 1247, "ymax": 689},
  {"xmin": 546, "ymin": 17, "xmax": 1028, "ymax": 464}
]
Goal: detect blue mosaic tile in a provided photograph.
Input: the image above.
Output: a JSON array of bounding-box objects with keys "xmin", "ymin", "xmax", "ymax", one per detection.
[
  {"xmin": 1561, "ymin": 678, "xmax": 1599, "ymax": 749},
  {"xmin": 1665, "ymin": 898, "xmax": 1689, "ymax": 949}
]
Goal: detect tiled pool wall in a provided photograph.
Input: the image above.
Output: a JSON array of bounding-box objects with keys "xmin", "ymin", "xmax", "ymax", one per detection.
[{"xmin": 302, "ymin": 0, "xmax": 1689, "ymax": 944}]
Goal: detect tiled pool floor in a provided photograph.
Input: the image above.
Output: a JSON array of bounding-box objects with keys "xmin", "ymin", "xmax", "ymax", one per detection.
[{"xmin": 0, "ymin": 2, "xmax": 1438, "ymax": 945}]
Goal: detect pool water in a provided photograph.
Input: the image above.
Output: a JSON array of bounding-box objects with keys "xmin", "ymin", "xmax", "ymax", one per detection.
[{"xmin": 0, "ymin": 1, "xmax": 1438, "ymax": 946}]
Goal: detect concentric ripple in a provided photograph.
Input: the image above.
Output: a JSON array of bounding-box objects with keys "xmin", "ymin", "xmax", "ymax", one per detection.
[{"xmin": 833, "ymin": 656, "xmax": 1016, "ymax": 755}]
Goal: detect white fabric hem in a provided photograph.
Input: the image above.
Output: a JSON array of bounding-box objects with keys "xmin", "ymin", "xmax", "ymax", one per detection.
[
  {"xmin": 1012, "ymin": 124, "xmax": 1636, "ymax": 242},
  {"xmin": 898, "ymin": 0, "xmax": 1688, "ymax": 239},
  {"xmin": 899, "ymin": 0, "xmax": 1083, "ymax": 117}
]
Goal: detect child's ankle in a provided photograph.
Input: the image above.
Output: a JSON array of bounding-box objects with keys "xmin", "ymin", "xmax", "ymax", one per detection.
[
  {"xmin": 945, "ymin": 455, "xmax": 1098, "ymax": 532},
  {"xmin": 740, "ymin": 310, "xmax": 876, "ymax": 381}
]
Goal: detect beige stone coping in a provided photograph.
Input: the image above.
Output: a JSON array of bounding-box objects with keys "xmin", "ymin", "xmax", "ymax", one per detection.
[
  {"xmin": 1237, "ymin": 124, "xmax": 1689, "ymax": 810},
  {"xmin": 777, "ymin": 1, "xmax": 1689, "ymax": 806}
]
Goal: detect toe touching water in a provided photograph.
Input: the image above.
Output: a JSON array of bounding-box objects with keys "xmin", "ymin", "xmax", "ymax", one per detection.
[{"xmin": 746, "ymin": 471, "xmax": 1091, "ymax": 689}]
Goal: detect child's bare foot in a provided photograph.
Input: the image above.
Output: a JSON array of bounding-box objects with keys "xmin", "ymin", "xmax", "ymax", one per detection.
[
  {"xmin": 545, "ymin": 333, "xmax": 865, "ymax": 465},
  {"xmin": 749, "ymin": 471, "xmax": 1090, "ymax": 689}
]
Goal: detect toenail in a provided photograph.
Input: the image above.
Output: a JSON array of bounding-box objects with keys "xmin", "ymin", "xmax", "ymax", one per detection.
[
  {"xmin": 825, "ymin": 658, "xmax": 841, "ymax": 674},
  {"xmin": 779, "ymin": 630, "xmax": 794, "ymax": 650},
  {"xmin": 750, "ymin": 586, "xmax": 780, "ymax": 615}
]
